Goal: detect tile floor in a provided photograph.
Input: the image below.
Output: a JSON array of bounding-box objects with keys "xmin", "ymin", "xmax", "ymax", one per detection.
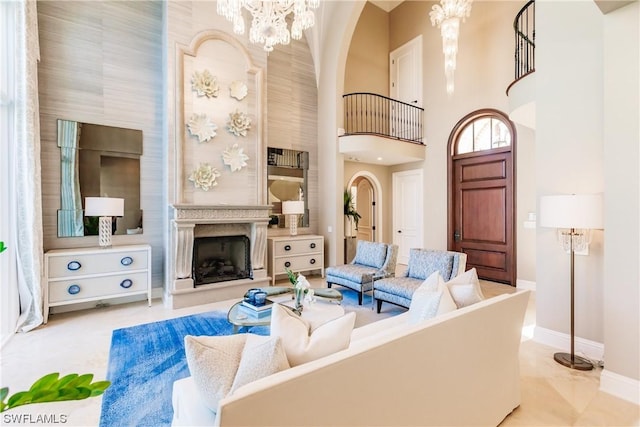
[{"xmin": 1, "ymin": 277, "xmax": 638, "ymax": 426}]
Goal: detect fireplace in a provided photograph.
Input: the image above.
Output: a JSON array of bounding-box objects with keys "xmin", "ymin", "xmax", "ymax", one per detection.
[{"xmin": 192, "ymin": 235, "xmax": 251, "ymax": 285}]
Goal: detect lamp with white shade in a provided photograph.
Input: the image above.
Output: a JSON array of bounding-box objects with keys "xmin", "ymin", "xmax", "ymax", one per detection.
[
  {"xmin": 539, "ymin": 193, "xmax": 603, "ymax": 370},
  {"xmin": 85, "ymin": 197, "xmax": 124, "ymax": 248},
  {"xmin": 282, "ymin": 200, "xmax": 305, "ymax": 236}
]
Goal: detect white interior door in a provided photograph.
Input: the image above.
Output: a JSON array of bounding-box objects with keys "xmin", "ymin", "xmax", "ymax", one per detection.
[
  {"xmin": 355, "ymin": 179, "xmax": 374, "ymax": 242},
  {"xmin": 393, "ymin": 169, "xmax": 423, "ymax": 265},
  {"xmin": 390, "ymin": 35, "xmax": 423, "ymax": 140}
]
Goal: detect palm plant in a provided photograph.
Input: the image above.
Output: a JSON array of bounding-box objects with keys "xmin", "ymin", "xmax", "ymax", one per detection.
[{"xmin": 343, "ymin": 189, "xmax": 361, "ymax": 229}]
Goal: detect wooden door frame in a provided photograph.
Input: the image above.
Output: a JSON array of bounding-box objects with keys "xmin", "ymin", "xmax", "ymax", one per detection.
[
  {"xmin": 347, "ymin": 172, "xmax": 383, "ymax": 243},
  {"xmin": 446, "ymin": 108, "xmax": 518, "ymax": 285}
]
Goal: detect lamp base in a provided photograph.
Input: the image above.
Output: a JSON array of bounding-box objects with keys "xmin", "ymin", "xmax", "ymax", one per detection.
[
  {"xmin": 98, "ymin": 216, "xmax": 113, "ymax": 248},
  {"xmin": 288, "ymin": 214, "xmax": 298, "ymax": 236},
  {"xmin": 553, "ymin": 352, "xmax": 593, "ymax": 371}
]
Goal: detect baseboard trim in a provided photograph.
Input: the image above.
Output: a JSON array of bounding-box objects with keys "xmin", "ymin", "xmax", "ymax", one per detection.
[
  {"xmin": 516, "ymin": 279, "xmax": 536, "ymax": 291},
  {"xmin": 533, "ymin": 326, "xmax": 604, "ymax": 362},
  {"xmin": 600, "ymin": 369, "xmax": 640, "ymax": 405}
]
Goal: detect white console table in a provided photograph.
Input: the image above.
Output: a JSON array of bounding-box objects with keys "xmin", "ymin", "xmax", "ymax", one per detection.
[
  {"xmin": 267, "ymin": 235, "xmax": 324, "ymax": 286},
  {"xmin": 44, "ymin": 244, "xmax": 152, "ymax": 323}
]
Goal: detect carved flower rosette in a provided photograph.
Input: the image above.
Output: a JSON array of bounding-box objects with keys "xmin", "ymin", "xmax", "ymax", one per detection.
[
  {"xmin": 191, "ymin": 69, "xmax": 219, "ymax": 98},
  {"xmin": 226, "ymin": 109, "xmax": 251, "ymax": 137},
  {"xmin": 188, "ymin": 163, "xmax": 221, "ymax": 191},
  {"xmin": 187, "ymin": 113, "xmax": 218, "ymax": 143},
  {"xmin": 222, "ymin": 144, "xmax": 249, "ymax": 172},
  {"xmin": 229, "ymin": 80, "xmax": 248, "ymax": 101}
]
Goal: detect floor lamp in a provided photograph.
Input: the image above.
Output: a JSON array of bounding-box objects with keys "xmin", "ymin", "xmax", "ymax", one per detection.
[
  {"xmin": 85, "ymin": 197, "xmax": 124, "ymax": 248},
  {"xmin": 539, "ymin": 194, "xmax": 603, "ymax": 371},
  {"xmin": 282, "ymin": 200, "xmax": 305, "ymax": 236}
]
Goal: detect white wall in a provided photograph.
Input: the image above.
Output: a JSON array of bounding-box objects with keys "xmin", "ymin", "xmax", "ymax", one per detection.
[
  {"xmin": 602, "ymin": 1, "xmax": 639, "ymax": 388},
  {"xmin": 535, "ymin": 0, "xmax": 605, "ymax": 344}
]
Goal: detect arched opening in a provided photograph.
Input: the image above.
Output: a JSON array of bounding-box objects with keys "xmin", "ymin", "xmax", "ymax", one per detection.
[{"xmin": 447, "ymin": 109, "xmax": 517, "ymax": 285}]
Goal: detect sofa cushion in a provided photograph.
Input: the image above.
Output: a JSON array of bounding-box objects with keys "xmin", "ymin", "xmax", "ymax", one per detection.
[
  {"xmin": 446, "ymin": 268, "xmax": 485, "ymax": 308},
  {"xmin": 230, "ymin": 334, "xmax": 290, "ymax": 393},
  {"xmin": 408, "ymin": 272, "xmax": 444, "ymax": 324},
  {"xmin": 270, "ymin": 303, "xmax": 356, "ymax": 366},
  {"xmin": 326, "ymin": 264, "xmax": 376, "ymax": 284},
  {"xmin": 352, "ymin": 241, "xmax": 387, "ymax": 268},
  {"xmin": 406, "ymin": 249, "xmax": 455, "ymax": 281},
  {"xmin": 184, "ymin": 334, "xmax": 247, "ymax": 412}
]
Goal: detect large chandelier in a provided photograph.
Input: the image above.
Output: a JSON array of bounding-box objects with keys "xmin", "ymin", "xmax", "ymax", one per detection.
[
  {"xmin": 217, "ymin": 0, "xmax": 320, "ymax": 52},
  {"xmin": 429, "ymin": 0, "xmax": 472, "ymax": 94}
]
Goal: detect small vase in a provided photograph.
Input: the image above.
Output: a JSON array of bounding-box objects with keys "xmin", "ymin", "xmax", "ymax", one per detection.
[{"xmin": 294, "ymin": 288, "xmax": 305, "ymax": 314}]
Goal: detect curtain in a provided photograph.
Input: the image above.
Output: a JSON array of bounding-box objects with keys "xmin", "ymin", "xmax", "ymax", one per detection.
[{"xmin": 14, "ymin": 0, "xmax": 44, "ymax": 332}]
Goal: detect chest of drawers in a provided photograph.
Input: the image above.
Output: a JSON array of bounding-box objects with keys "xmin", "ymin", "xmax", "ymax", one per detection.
[
  {"xmin": 44, "ymin": 244, "xmax": 151, "ymax": 323},
  {"xmin": 267, "ymin": 235, "xmax": 324, "ymax": 286}
]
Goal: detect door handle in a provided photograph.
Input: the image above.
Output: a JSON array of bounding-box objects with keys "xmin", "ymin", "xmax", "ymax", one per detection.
[
  {"xmin": 397, "ymin": 230, "xmax": 402, "ymax": 233},
  {"xmin": 454, "ymin": 230, "xmax": 461, "ymax": 242}
]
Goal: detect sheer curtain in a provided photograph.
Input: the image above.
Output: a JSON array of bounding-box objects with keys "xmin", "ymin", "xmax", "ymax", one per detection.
[{"xmin": 14, "ymin": 0, "xmax": 44, "ymax": 333}]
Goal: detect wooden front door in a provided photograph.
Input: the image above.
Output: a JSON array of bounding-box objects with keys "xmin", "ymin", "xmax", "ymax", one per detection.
[{"xmin": 448, "ymin": 109, "xmax": 516, "ymax": 285}]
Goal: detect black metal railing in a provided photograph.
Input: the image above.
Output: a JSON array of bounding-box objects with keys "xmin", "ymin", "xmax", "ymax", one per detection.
[
  {"xmin": 514, "ymin": 0, "xmax": 535, "ymax": 80},
  {"xmin": 343, "ymin": 93, "xmax": 424, "ymax": 144}
]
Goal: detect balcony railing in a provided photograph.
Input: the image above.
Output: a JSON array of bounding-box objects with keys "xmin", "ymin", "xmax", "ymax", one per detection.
[
  {"xmin": 514, "ymin": 0, "xmax": 535, "ymax": 80},
  {"xmin": 343, "ymin": 93, "xmax": 424, "ymax": 144}
]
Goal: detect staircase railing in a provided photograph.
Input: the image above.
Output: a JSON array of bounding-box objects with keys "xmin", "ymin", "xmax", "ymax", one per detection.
[
  {"xmin": 514, "ymin": 0, "xmax": 535, "ymax": 80},
  {"xmin": 342, "ymin": 93, "xmax": 424, "ymax": 144}
]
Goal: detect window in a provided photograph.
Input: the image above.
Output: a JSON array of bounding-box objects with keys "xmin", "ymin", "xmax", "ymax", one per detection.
[{"xmin": 455, "ymin": 115, "xmax": 512, "ymax": 155}]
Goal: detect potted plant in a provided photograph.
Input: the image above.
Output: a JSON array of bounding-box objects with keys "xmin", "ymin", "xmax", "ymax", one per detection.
[{"xmin": 343, "ymin": 189, "xmax": 361, "ymax": 237}]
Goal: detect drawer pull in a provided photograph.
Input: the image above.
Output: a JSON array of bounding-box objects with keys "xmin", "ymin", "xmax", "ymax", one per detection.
[
  {"xmin": 67, "ymin": 261, "xmax": 82, "ymax": 271},
  {"xmin": 310, "ymin": 243, "xmax": 316, "ymax": 249},
  {"xmin": 284, "ymin": 245, "xmax": 291, "ymax": 251},
  {"xmin": 120, "ymin": 256, "xmax": 134, "ymax": 266},
  {"xmin": 310, "ymin": 258, "xmax": 316, "ymax": 265},
  {"xmin": 67, "ymin": 284, "xmax": 81, "ymax": 295},
  {"xmin": 120, "ymin": 279, "xmax": 133, "ymax": 289},
  {"xmin": 284, "ymin": 261, "xmax": 291, "ymax": 268}
]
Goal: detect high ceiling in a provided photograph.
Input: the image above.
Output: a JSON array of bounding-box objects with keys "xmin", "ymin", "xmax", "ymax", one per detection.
[{"xmin": 368, "ymin": 0, "xmax": 404, "ymax": 12}]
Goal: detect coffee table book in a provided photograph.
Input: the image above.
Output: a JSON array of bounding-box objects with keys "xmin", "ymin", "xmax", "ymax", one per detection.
[
  {"xmin": 238, "ymin": 305, "xmax": 272, "ymax": 318},
  {"xmin": 241, "ymin": 298, "xmax": 274, "ymax": 311}
]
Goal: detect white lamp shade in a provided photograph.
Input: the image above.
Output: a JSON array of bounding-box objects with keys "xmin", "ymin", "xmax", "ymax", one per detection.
[
  {"xmin": 85, "ymin": 197, "xmax": 124, "ymax": 217},
  {"xmin": 539, "ymin": 194, "xmax": 603, "ymax": 229},
  {"xmin": 282, "ymin": 200, "xmax": 305, "ymax": 215}
]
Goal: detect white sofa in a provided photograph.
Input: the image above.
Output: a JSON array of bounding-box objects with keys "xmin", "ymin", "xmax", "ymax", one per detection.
[{"xmin": 172, "ymin": 290, "xmax": 530, "ymax": 426}]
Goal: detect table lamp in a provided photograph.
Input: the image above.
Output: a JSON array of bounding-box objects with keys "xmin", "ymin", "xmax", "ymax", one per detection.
[
  {"xmin": 539, "ymin": 193, "xmax": 603, "ymax": 370},
  {"xmin": 85, "ymin": 197, "xmax": 124, "ymax": 248},
  {"xmin": 282, "ymin": 200, "xmax": 305, "ymax": 236}
]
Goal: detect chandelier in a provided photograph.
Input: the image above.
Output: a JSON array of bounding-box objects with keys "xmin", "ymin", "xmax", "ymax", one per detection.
[
  {"xmin": 429, "ymin": 0, "xmax": 473, "ymax": 94},
  {"xmin": 217, "ymin": 0, "xmax": 320, "ymax": 52}
]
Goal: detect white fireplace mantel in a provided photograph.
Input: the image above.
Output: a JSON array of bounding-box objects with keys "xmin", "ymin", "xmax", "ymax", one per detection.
[{"xmin": 165, "ymin": 204, "xmax": 272, "ymax": 309}]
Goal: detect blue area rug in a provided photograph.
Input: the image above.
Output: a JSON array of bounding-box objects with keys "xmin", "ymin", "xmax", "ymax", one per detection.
[{"xmin": 99, "ymin": 289, "xmax": 369, "ymax": 427}]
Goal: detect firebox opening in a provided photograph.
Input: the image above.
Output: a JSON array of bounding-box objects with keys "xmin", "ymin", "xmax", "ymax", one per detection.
[{"xmin": 193, "ymin": 235, "xmax": 251, "ymax": 286}]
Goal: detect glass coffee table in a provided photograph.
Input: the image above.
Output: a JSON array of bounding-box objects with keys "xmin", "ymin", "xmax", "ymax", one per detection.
[{"xmin": 227, "ymin": 294, "xmax": 345, "ymax": 333}]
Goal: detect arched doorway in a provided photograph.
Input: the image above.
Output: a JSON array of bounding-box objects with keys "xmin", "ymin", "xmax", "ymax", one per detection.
[{"xmin": 447, "ymin": 109, "xmax": 517, "ymax": 285}]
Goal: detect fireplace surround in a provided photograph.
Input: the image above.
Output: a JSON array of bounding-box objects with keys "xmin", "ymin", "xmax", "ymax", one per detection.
[{"xmin": 165, "ymin": 204, "xmax": 271, "ymax": 309}]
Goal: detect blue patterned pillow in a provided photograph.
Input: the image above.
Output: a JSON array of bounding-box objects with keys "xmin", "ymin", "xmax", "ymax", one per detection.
[
  {"xmin": 353, "ymin": 241, "xmax": 387, "ymax": 268},
  {"xmin": 407, "ymin": 249, "xmax": 454, "ymax": 280}
]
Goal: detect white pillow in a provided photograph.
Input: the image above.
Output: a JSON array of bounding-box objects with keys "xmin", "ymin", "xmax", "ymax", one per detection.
[
  {"xmin": 446, "ymin": 268, "xmax": 486, "ymax": 308},
  {"xmin": 270, "ymin": 303, "xmax": 356, "ymax": 366},
  {"xmin": 230, "ymin": 334, "xmax": 290, "ymax": 393},
  {"xmin": 437, "ymin": 277, "xmax": 458, "ymax": 315},
  {"xmin": 184, "ymin": 334, "xmax": 247, "ymax": 412},
  {"xmin": 408, "ymin": 271, "xmax": 443, "ymax": 324}
]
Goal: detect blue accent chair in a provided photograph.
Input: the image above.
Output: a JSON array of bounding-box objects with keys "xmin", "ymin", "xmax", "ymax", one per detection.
[
  {"xmin": 374, "ymin": 248, "xmax": 467, "ymax": 313},
  {"xmin": 326, "ymin": 241, "xmax": 398, "ymax": 305}
]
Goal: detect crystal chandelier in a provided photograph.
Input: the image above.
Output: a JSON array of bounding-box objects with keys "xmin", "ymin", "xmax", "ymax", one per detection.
[
  {"xmin": 429, "ymin": 0, "xmax": 473, "ymax": 94},
  {"xmin": 217, "ymin": 0, "xmax": 320, "ymax": 52}
]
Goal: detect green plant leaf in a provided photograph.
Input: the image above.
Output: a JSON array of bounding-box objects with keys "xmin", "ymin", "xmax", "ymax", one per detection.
[
  {"xmin": 0, "ymin": 241, "xmax": 6, "ymax": 253},
  {"xmin": 89, "ymin": 381, "xmax": 111, "ymax": 396},
  {"xmin": 0, "ymin": 387, "xmax": 8, "ymax": 402},
  {"xmin": 7, "ymin": 391, "xmax": 32, "ymax": 408},
  {"xmin": 66, "ymin": 373, "xmax": 93, "ymax": 388},
  {"xmin": 31, "ymin": 390, "xmax": 60, "ymax": 403},
  {"xmin": 29, "ymin": 373, "xmax": 59, "ymax": 393},
  {"xmin": 56, "ymin": 373, "xmax": 79, "ymax": 389}
]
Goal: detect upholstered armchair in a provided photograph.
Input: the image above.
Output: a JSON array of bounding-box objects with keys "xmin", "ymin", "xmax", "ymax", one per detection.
[
  {"xmin": 326, "ymin": 241, "xmax": 398, "ymax": 305},
  {"xmin": 374, "ymin": 248, "xmax": 467, "ymax": 313}
]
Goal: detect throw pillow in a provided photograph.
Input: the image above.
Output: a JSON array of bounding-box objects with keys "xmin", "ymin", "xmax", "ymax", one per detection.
[
  {"xmin": 353, "ymin": 241, "xmax": 387, "ymax": 268},
  {"xmin": 270, "ymin": 303, "xmax": 356, "ymax": 366},
  {"xmin": 230, "ymin": 334, "xmax": 290, "ymax": 393},
  {"xmin": 446, "ymin": 268, "xmax": 486, "ymax": 308},
  {"xmin": 408, "ymin": 271, "xmax": 444, "ymax": 324},
  {"xmin": 406, "ymin": 249, "xmax": 455, "ymax": 281},
  {"xmin": 184, "ymin": 334, "xmax": 247, "ymax": 412}
]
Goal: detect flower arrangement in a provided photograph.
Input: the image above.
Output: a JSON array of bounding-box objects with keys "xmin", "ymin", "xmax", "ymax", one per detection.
[{"xmin": 285, "ymin": 268, "xmax": 314, "ymax": 314}]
